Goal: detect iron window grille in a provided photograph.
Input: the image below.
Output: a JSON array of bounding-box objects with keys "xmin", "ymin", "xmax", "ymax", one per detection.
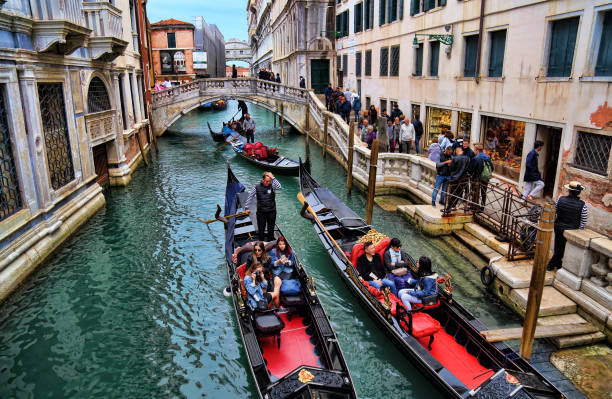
[
  {"xmin": 390, "ymin": 45, "xmax": 400, "ymax": 76},
  {"xmin": 0, "ymin": 85, "xmax": 22, "ymax": 221},
  {"xmin": 38, "ymin": 83, "xmax": 75, "ymax": 190},
  {"xmin": 365, "ymin": 50, "xmax": 372, "ymax": 76},
  {"xmin": 571, "ymin": 131, "xmax": 612, "ymax": 176},
  {"xmin": 380, "ymin": 47, "xmax": 389, "ymax": 76},
  {"xmin": 356, "ymin": 52, "xmax": 362, "ymax": 77},
  {"xmin": 87, "ymin": 77, "xmax": 112, "ymax": 113}
]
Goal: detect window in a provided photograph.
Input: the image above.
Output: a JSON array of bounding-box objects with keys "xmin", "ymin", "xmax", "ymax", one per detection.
[
  {"xmin": 429, "ymin": 41, "xmax": 439, "ymax": 77},
  {"xmin": 388, "ymin": 0, "xmax": 398, "ymax": 23},
  {"xmin": 364, "ymin": 0, "xmax": 374, "ymax": 29},
  {"xmin": 357, "ymin": 79, "xmax": 361, "ymax": 97},
  {"xmin": 547, "ymin": 17, "xmax": 579, "ymax": 77},
  {"xmin": 336, "ymin": 11, "xmax": 350, "ymax": 38},
  {"xmin": 572, "ymin": 131, "xmax": 612, "ymax": 176},
  {"xmin": 337, "ymin": 55, "xmax": 342, "ymax": 71},
  {"xmin": 379, "ymin": 0, "xmax": 386, "ymax": 25},
  {"xmin": 390, "ymin": 45, "xmax": 400, "ymax": 76},
  {"xmin": 414, "ymin": 43, "xmax": 423, "ymax": 76},
  {"xmin": 365, "ymin": 96, "xmax": 371, "ymax": 109},
  {"xmin": 0, "ymin": 86, "xmax": 22, "ymax": 221},
  {"xmin": 365, "ymin": 49, "xmax": 372, "ymax": 76},
  {"xmin": 380, "ymin": 47, "xmax": 389, "ymax": 76},
  {"xmin": 343, "ymin": 54, "xmax": 348, "ymax": 74},
  {"xmin": 380, "ymin": 99, "xmax": 387, "ymax": 113},
  {"xmin": 595, "ymin": 11, "xmax": 612, "ymax": 76},
  {"xmin": 356, "ymin": 51, "xmax": 362, "ymax": 77},
  {"xmin": 354, "ymin": 3, "xmax": 363, "ymax": 33},
  {"xmin": 410, "ymin": 0, "xmax": 445, "ymax": 15},
  {"xmin": 38, "ymin": 83, "xmax": 75, "ymax": 190},
  {"xmin": 167, "ymin": 32, "xmax": 176, "ymax": 48},
  {"xmin": 87, "ymin": 77, "xmax": 111, "ymax": 113},
  {"xmin": 464, "ymin": 35, "xmax": 479, "ymax": 77},
  {"xmin": 488, "ymin": 30, "xmax": 506, "ymax": 77}
]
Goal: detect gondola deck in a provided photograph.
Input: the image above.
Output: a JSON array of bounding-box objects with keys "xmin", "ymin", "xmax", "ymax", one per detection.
[{"xmin": 224, "ymin": 129, "xmax": 299, "ymax": 175}]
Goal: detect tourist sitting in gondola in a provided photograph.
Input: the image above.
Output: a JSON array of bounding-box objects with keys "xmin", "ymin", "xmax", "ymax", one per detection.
[
  {"xmin": 382, "ymin": 238, "xmax": 414, "ymax": 291},
  {"xmin": 246, "ymin": 241, "xmax": 281, "ymax": 307},
  {"xmin": 397, "ymin": 256, "xmax": 438, "ymax": 310},
  {"xmin": 244, "ymin": 261, "xmax": 278, "ymax": 311},
  {"xmin": 222, "ymin": 123, "xmax": 234, "ymax": 137},
  {"xmin": 269, "ymin": 236, "xmax": 295, "ymax": 280},
  {"xmin": 356, "ymin": 241, "xmax": 397, "ymax": 295}
]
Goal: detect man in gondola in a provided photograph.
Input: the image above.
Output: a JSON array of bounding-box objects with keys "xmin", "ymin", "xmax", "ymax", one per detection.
[
  {"xmin": 243, "ymin": 113, "xmax": 255, "ymax": 143},
  {"xmin": 238, "ymin": 100, "xmax": 248, "ymax": 122},
  {"xmin": 245, "ymin": 172, "xmax": 282, "ymax": 242}
]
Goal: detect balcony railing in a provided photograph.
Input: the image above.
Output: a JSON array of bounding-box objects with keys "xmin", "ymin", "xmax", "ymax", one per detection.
[
  {"xmin": 85, "ymin": 110, "xmax": 117, "ymax": 145},
  {"xmin": 31, "ymin": 0, "xmax": 91, "ymax": 54},
  {"xmin": 82, "ymin": 1, "xmax": 127, "ymax": 61}
]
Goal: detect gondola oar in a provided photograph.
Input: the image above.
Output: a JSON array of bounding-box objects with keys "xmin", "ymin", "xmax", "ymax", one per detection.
[
  {"xmin": 199, "ymin": 204, "xmax": 249, "ymax": 224},
  {"xmin": 213, "ymin": 142, "xmax": 227, "ymax": 152}
]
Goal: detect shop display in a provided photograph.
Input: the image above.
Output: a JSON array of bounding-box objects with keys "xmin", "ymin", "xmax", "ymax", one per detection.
[
  {"xmin": 483, "ymin": 116, "xmax": 525, "ymax": 180},
  {"xmin": 427, "ymin": 107, "xmax": 451, "ymax": 143},
  {"xmin": 458, "ymin": 112, "xmax": 472, "ymax": 141}
]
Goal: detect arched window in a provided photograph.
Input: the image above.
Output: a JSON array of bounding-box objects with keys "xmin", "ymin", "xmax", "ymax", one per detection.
[{"xmin": 87, "ymin": 77, "xmax": 111, "ymax": 113}]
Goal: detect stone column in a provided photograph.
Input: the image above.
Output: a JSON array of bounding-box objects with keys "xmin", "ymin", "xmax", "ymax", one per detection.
[
  {"xmin": 130, "ymin": 71, "xmax": 142, "ymax": 123},
  {"xmin": 121, "ymin": 71, "xmax": 134, "ymax": 128},
  {"xmin": 108, "ymin": 72, "xmax": 125, "ymax": 164},
  {"xmin": 470, "ymin": 108, "xmax": 481, "ymax": 143},
  {"xmin": 451, "ymin": 110, "xmax": 459, "ymax": 136}
]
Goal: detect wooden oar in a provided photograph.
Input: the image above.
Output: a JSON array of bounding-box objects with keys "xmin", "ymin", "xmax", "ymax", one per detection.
[
  {"xmin": 199, "ymin": 204, "xmax": 249, "ymax": 224},
  {"xmin": 214, "ymin": 142, "xmax": 227, "ymax": 152}
]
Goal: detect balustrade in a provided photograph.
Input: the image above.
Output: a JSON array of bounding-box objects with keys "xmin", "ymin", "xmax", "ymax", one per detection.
[
  {"xmin": 31, "ymin": 0, "xmax": 91, "ymax": 53},
  {"xmin": 85, "ymin": 110, "xmax": 116, "ymax": 145},
  {"xmin": 82, "ymin": 1, "xmax": 127, "ymax": 61}
]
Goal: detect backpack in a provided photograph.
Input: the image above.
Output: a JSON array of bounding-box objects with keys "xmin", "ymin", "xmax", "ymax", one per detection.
[{"xmin": 481, "ymin": 159, "xmax": 493, "ymax": 181}]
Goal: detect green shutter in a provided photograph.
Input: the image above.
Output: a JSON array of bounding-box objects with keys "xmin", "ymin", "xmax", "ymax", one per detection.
[
  {"xmin": 343, "ymin": 11, "xmax": 350, "ymax": 37},
  {"xmin": 354, "ymin": 5, "xmax": 358, "ymax": 33},
  {"xmin": 430, "ymin": 41, "xmax": 439, "ymax": 76},
  {"xmin": 547, "ymin": 17, "xmax": 579, "ymax": 77},
  {"xmin": 399, "ymin": 0, "xmax": 404, "ymax": 19},
  {"xmin": 424, "ymin": 0, "xmax": 435, "ymax": 12},
  {"xmin": 379, "ymin": 0, "xmax": 386, "ymax": 25},
  {"xmin": 365, "ymin": 49, "xmax": 372, "ymax": 76},
  {"xmin": 356, "ymin": 52, "xmax": 362, "ymax": 76},
  {"xmin": 387, "ymin": 0, "xmax": 392, "ymax": 23},
  {"xmin": 364, "ymin": 0, "xmax": 370, "ymax": 29},
  {"xmin": 415, "ymin": 43, "xmax": 423, "ymax": 76},
  {"xmin": 336, "ymin": 14, "xmax": 341, "ymax": 36},
  {"xmin": 440, "ymin": 0, "xmax": 446, "ymax": 5},
  {"xmin": 488, "ymin": 30, "xmax": 506, "ymax": 77},
  {"xmin": 380, "ymin": 47, "xmax": 389, "ymax": 76},
  {"xmin": 595, "ymin": 11, "xmax": 612, "ymax": 76},
  {"xmin": 369, "ymin": 0, "xmax": 375, "ymax": 27},
  {"xmin": 464, "ymin": 35, "xmax": 479, "ymax": 77},
  {"xmin": 410, "ymin": 0, "xmax": 419, "ymax": 16}
]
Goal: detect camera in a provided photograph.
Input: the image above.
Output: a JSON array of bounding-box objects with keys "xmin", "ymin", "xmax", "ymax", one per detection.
[{"xmin": 255, "ymin": 271, "xmax": 263, "ymax": 283}]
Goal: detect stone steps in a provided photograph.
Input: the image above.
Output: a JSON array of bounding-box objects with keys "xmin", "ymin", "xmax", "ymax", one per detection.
[
  {"xmin": 537, "ymin": 314, "xmax": 606, "ymax": 348},
  {"xmin": 510, "ymin": 286, "xmax": 577, "ymax": 317},
  {"xmin": 464, "ymin": 222, "xmax": 510, "ymax": 257}
]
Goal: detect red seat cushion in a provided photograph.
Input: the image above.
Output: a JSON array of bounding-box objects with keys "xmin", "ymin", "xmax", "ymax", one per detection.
[
  {"xmin": 374, "ymin": 238, "xmax": 391, "ymax": 259},
  {"xmin": 350, "ymin": 243, "xmax": 365, "ymax": 266},
  {"xmin": 407, "ymin": 313, "xmax": 442, "ymax": 338},
  {"xmin": 237, "ymin": 264, "xmax": 247, "ymax": 300}
]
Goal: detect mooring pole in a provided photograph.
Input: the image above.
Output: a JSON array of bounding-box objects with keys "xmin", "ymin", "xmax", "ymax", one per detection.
[
  {"xmin": 520, "ymin": 202, "xmax": 555, "ymax": 360},
  {"xmin": 323, "ymin": 113, "xmax": 328, "ymax": 158},
  {"xmin": 280, "ymin": 103, "xmax": 285, "ymax": 136},
  {"xmin": 274, "ymin": 114, "xmax": 276, "ymax": 128},
  {"xmin": 136, "ymin": 130, "xmax": 149, "ymax": 167},
  {"xmin": 365, "ymin": 139, "xmax": 379, "ymax": 225},
  {"xmin": 347, "ymin": 121, "xmax": 355, "ymax": 194}
]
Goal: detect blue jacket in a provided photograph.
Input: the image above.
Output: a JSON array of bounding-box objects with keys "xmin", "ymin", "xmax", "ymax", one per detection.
[
  {"xmin": 524, "ymin": 149, "xmax": 541, "ymax": 182},
  {"xmin": 244, "ymin": 275, "xmax": 268, "ymax": 309},
  {"xmin": 269, "ymin": 250, "xmax": 296, "ymax": 276},
  {"xmin": 324, "ymin": 86, "xmax": 333, "ymax": 99},
  {"xmin": 406, "ymin": 274, "xmax": 438, "ymax": 298},
  {"xmin": 341, "ymin": 100, "xmax": 351, "ymax": 115}
]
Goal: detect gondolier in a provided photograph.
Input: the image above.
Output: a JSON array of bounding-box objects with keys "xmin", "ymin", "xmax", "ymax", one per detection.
[
  {"xmin": 238, "ymin": 100, "xmax": 248, "ymax": 121},
  {"xmin": 243, "ymin": 113, "xmax": 255, "ymax": 143},
  {"xmin": 246, "ymin": 171, "xmax": 281, "ymax": 242}
]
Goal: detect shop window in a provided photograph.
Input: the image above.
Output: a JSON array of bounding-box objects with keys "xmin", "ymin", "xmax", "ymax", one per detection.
[
  {"xmin": 427, "ymin": 107, "xmax": 451, "ymax": 143},
  {"xmin": 365, "ymin": 50, "xmax": 372, "ymax": 76},
  {"xmin": 0, "ymin": 86, "xmax": 22, "ymax": 221},
  {"xmin": 380, "ymin": 99, "xmax": 388, "ymax": 114},
  {"xmin": 364, "ymin": 0, "xmax": 374, "ymax": 29},
  {"xmin": 167, "ymin": 32, "xmax": 176, "ymax": 48},
  {"xmin": 354, "ymin": 3, "xmax": 363, "ymax": 33},
  {"xmin": 547, "ymin": 17, "xmax": 579, "ymax": 77},
  {"xmin": 379, "ymin": 0, "xmax": 386, "ymax": 25},
  {"xmin": 464, "ymin": 35, "xmax": 479, "ymax": 77},
  {"xmin": 38, "ymin": 83, "xmax": 75, "ymax": 190},
  {"xmin": 482, "ymin": 116, "xmax": 525, "ymax": 181},
  {"xmin": 595, "ymin": 11, "xmax": 612, "ymax": 76},
  {"xmin": 572, "ymin": 131, "xmax": 612, "ymax": 176},
  {"xmin": 356, "ymin": 51, "xmax": 362, "ymax": 77},
  {"xmin": 380, "ymin": 47, "xmax": 389, "ymax": 76},
  {"xmin": 411, "ymin": 0, "xmax": 445, "ymax": 15},
  {"xmin": 414, "ymin": 43, "xmax": 423, "ymax": 76},
  {"xmin": 390, "ymin": 45, "xmax": 400, "ymax": 76},
  {"xmin": 488, "ymin": 29, "xmax": 506, "ymax": 77},
  {"xmin": 87, "ymin": 77, "xmax": 111, "ymax": 114},
  {"xmin": 429, "ymin": 41, "xmax": 439, "ymax": 77},
  {"xmin": 411, "ymin": 103, "xmax": 420, "ymax": 120},
  {"xmin": 343, "ymin": 54, "xmax": 348, "ymax": 75},
  {"xmin": 458, "ymin": 112, "xmax": 472, "ymax": 141}
]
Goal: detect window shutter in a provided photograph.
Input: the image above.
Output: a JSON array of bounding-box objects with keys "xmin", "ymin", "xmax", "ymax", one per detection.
[
  {"xmin": 379, "ymin": 0, "xmax": 386, "ymax": 25},
  {"xmin": 488, "ymin": 30, "xmax": 506, "ymax": 77},
  {"xmin": 337, "ymin": 55, "xmax": 342, "ymax": 71},
  {"xmin": 463, "ymin": 35, "xmax": 478, "ymax": 77},
  {"xmin": 387, "ymin": 0, "xmax": 392, "ymax": 23},
  {"xmin": 440, "ymin": 0, "xmax": 446, "ymax": 6},
  {"xmin": 595, "ymin": 11, "xmax": 612, "ymax": 76},
  {"xmin": 343, "ymin": 11, "xmax": 350, "ymax": 37},
  {"xmin": 390, "ymin": 45, "xmax": 400, "ymax": 76},
  {"xmin": 365, "ymin": 49, "xmax": 372, "ymax": 76},
  {"xmin": 399, "ymin": 0, "xmax": 404, "ymax": 19},
  {"xmin": 424, "ymin": 0, "xmax": 435, "ymax": 12},
  {"xmin": 354, "ymin": 4, "xmax": 358, "ymax": 33},
  {"xmin": 336, "ymin": 14, "xmax": 341, "ymax": 36},
  {"xmin": 356, "ymin": 52, "xmax": 362, "ymax": 76},
  {"xmin": 369, "ymin": 0, "xmax": 375, "ymax": 27},
  {"xmin": 343, "ymin": 54, "xmax": 348, "ymax": 74},
  {"xmin": 547, "ymin": 17, "xmax": 579, "ymax": 77},
  {"xmin": 410, "ymin": 0, "xmax": 419, "ymax": 15},
  {"xmin": 364, "ymin": 0, "xmax": 370, "ymax": 29},
  {"xmin": 430, "ymin": 41, "xmax": 439, "ymax": 76},
  {"xmin": 415, "ymin": 43, "xmax": 423, "ymax": 76},
  {"xmin": 380, "ymin": 47, "xmax": 389, "ymax": 76}
]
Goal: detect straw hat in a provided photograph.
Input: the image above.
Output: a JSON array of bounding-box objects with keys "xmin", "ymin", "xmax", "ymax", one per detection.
[{"xmin": 564, "ymin": 181, "xmax": 584, "ymax": 192}]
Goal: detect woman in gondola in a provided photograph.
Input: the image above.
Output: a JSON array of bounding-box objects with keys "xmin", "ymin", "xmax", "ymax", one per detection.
[
  {"xmin": 397, "ymin": 256, "xmax": 438, "ymax": 310},
  {"xmin": 244, "ymin": 261, "xmax": 278, "ymax": 310},
  {"xmin": 269, "ymin": 236, "xmax": 296, "ymax": 280},
  {"xmin": 247, "ymin": 242, "xmax": 280, "ymax": 307}
]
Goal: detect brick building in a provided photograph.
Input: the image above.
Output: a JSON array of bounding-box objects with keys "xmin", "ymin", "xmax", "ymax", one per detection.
[{"xmin": 151, "ymin": 18, "xmax": 196, "ymax": 84}]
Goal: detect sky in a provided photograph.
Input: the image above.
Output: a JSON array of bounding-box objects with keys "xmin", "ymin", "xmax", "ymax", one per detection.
[{"xmin": 147, "ymin": 0, "xmax": 249, "ymax": 42}]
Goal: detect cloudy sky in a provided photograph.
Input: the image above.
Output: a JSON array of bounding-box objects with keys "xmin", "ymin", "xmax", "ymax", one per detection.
[{"xmin": 147, "ymin": 0, "xmax": 248, "ymax": 42}]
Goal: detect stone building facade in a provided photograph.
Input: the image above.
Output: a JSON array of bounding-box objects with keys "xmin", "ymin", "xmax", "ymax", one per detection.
[
  {"xmin": 151, "ymin": 18, "xmax": 196, "ymax": 84},
  {"xmin": 248, "ymin": 0, "xmax": 337, "ymax": 92},
  {"xmin": 0, "ymin": 0, "xmax": 152, "ymax": 302},
  {"xmin": 194, "ymin": 16, "xmax": 226, "ymax": 78},
  {"xmin": 335, "ymin": 0, "xmax": 612, "ymax": 235}
]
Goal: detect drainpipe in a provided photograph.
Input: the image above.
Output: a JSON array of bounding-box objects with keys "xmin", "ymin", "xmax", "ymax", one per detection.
[{"xmin": 474, "ymin": 0, "xmax": 486, "ymax": 84}]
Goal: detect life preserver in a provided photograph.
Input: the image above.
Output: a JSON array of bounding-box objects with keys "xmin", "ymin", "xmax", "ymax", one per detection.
[{"xmin": 480, "ymin": 265, "xmax": 494, "ymax": 286}]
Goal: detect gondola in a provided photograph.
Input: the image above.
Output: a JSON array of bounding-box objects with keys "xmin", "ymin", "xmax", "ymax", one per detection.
[
  {"xmin": 207, "ymin": 122, "xmax": 226, "ymax": 142},
  {"xmin": 213, "ymin": 99, "xmax": 227, "ymax": 110},
  {"xmin": 223, "ymin": 166, "xmax": 357, "ymax": 399},
  {"xmin": 199, "ymin": 102, "xmax": 213, "ymax": 111},
  {"xmin": 224, "ymin": 130, "xmax": 299, "ymax": 176},
  {"xmin": 297, "ymin": 161, "xmax": 563, "ymax": 399}
]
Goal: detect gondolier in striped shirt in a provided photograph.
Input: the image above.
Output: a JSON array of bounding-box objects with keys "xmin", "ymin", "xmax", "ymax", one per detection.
[
  {"xmin": 243, "ymin": 113, "xmax": 256, "ymax": 143},
  {"xmin": 245, "ymin": 172, "xmax": 282, "ymax": 242},
  {"xmin": 547, "ymin": 181, "xmax": 588, "ymax": 271}
]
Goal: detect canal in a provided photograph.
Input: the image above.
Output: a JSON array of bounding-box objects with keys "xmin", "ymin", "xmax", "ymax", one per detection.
[{"xmin": 0, "ymin": 101, "xmax": 521, "ymax": 399}]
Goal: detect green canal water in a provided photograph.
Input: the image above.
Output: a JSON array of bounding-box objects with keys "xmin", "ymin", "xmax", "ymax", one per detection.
[{"xmin": 0, "ymin": 101, "xmax": 521, "ymax": 398}]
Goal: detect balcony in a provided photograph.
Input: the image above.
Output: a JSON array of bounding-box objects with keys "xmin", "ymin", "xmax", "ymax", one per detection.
[
  {"xmin": 31, "ymin": 0, "xmax": 91, "ymax": 54},
  {"xmin": 82, "ymin": 1, "xmax": 128, "ymax": 61},
  {"xmin": 85, "ymin": 110, "xmax": 117, "ymax": 145}
]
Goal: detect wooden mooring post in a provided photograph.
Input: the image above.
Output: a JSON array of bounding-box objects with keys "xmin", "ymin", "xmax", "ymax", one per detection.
[
  {"xmin": 136, "ymin": 130, "xmax": 149, "ymax": 167},
  {"xmin": 347, "ymin": 121, "xmax": 355, "ymax": 194},
  {"xmin": 519, "ymin": 202, "xmax": 555, "ymax": 361},
  {"xmin": 280, "ymin": 103, "xmax": 285, "ymax": 136},
  {"xmin": 322, "ymin": 114, "xmax": 328, "ymax": 158},
  {"xmin": 365, "ymin": 139, "xmax": 379, "ymax": 225}
]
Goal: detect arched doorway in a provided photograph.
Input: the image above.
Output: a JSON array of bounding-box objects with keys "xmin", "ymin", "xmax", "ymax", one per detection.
[{"xmin": 86, "ymin": 76, "xmax": 114, "ymax": 187}]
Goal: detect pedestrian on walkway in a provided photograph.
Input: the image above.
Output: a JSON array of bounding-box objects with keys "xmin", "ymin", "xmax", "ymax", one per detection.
[
  {"xmin": 232, "ymin": 64, "xmax": 238, "ymax": 79},
  {"xmin": 359, "ymin": 119, "xmax": 369, "ymax": 142},
  {"xmin": 368, "ymin": 105, "xmax": 377, "ymax": 125},
  {"xmin": 444, "ymin": 146, "xmax": 470, "ymax": 212},
  {"xmin": 522, "ymin": 140, "xmax": 545, "ymax": 201},
  {"xmin": 324, "ymin": 83, "xmax": 333, "ymax": 110},
  {"xmin": 243, "ymin": 113, "xmax": 256, "ymax": 143},
  {"xmin": 432, "ymin": 144, "xmax": 452, "ymax": 207},
  {"xmin": 275, "ymin": 73, "xmax": 281, "ymax": 83},
  {"xmin": 352, "ymin": 91, "xmax": 361, "ymax": 122},
  {"xmin": 472, "ymin": 144, "xmax": 493, "ymax": 209},
  {"xmin": 340, "ymin": 97, "xmax": 351, "ymax": 124},
  {"xmin": 399, "ymin": 117, "xmax": 415, "ymax": 154},
  {"xmin": 547, "ymin": 181, "xmax": 588, "ymax": 270},
  {"xmin": 299, "ymin": 76, "xmax": 306, "ymax": 88},
  {"xmin": 390, "ymin": 104, "xmax": 403, "ymax": 121},
  {"xmin": 412, "ymin": 115, "xmax": 424, "ymax": 154}
]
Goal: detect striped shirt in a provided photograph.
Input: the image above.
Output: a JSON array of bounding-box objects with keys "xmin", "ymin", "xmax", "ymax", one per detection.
[
  {"xmin": 246, "ymin": 178, "xmax": 282, "ymax": 210},
  {"xmin": 243, "ymin": 118, "xmax": 256, "ymax": 131},
  {"xmin": 556, "ymin": 198, "xmax": 588, "ymax": 229}
]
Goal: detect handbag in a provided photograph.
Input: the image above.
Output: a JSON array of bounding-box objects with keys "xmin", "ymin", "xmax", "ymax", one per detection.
[
  {"xmin": 280, "ymin": 279, "xmax": 301, "ymax": 295},
  {"xmin": 256, "ymin": 299, "xmax": 268, "ymax": 311},
  {"xmin": 391, "ymin": 267, "xmax": 408, "ymax": 276},
  {"xmin": 420, "ymin": 294, "xmax": 438, "ymax": 306}
]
